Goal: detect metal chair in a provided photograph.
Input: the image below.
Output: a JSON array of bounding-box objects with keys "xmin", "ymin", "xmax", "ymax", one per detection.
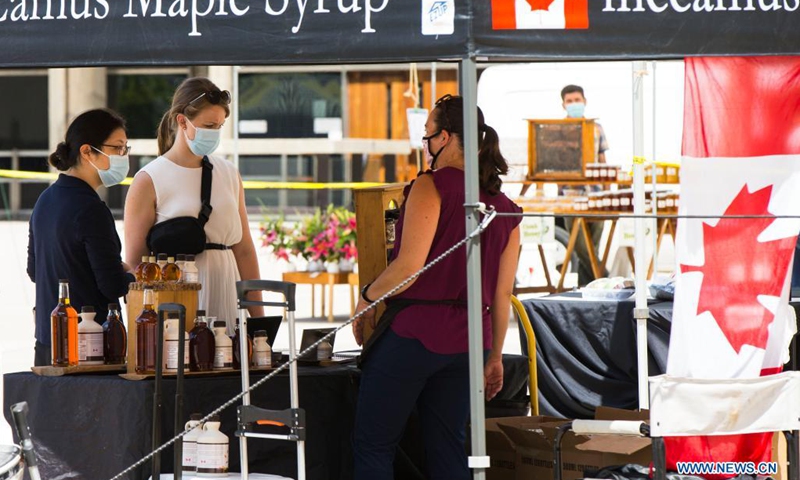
[{"xmin": 510, "ymin": 295, "xmax": 539, "ymax": 415}]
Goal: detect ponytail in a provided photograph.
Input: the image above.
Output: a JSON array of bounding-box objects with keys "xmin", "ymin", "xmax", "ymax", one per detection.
[
  {"xmin": 157, "ymin": 110, "xmax": 176, "ymax": 156},
  {"xmin": 477, "ymin": 124, "xmax": 508, "ymax": 196},
  {"xmin": 431, "ymin": 94, "xmax": 509, "ymax": 196}
]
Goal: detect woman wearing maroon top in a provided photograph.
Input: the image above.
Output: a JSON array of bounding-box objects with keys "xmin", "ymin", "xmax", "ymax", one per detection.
[{"xmin": 352, "ymin": 95, "xmax": 522, "ymax": 480}]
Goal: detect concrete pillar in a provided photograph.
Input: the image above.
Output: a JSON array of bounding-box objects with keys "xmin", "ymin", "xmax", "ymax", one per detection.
[
  {"xmin": 66, "ymin": 68, "xmax": 107, "ymax": 120},
  {"xmin": 208, "ymin": 65, "xmax": 235, "ymax": 151}
]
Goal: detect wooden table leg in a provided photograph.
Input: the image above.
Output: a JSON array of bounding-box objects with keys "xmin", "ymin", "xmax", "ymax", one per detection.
[
  {"xmin": 557, "ymin": 218, "xmax": 582, "ymax": 291},
  {"xmin": 580, "ymin": 219, "xmax": 603, "ymax": 280},
  {"xmin": 648, "ymin": 218, "xmax": 671, "ymax": 279},
  {"xmin": 328, "ymin": 277, "xmax": 335, "ymax": 323},
  {"xmin": 311, "ymin": 285, "xmax": 316, "ymax": 318},
  {"xmin": 626, "ymin": 247, "xmax": 636, "ymax": 271},
  {"xmin": 538, "ymin": 244, "xmax": 553, "ymax": 291},
  {"xmin": 601, "ymin": 219, "xmax": 618, "ymax": 267}
]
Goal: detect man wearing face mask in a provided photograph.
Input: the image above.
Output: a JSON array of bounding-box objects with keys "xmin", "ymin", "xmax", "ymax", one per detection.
[
  {"xmin": 561, "ymin": 84, "xmax": 610, "ymax": 284},
  {"xmin": 562, "ymin": 84, "xmax": 609, "ymax": 163},
  {"xmin": 124, "ymin": 78, "xmax": 264, "ymax": 332},
  {"xmin": 27, "ymin": 109, "xmax": 136, "ymax": 366}
]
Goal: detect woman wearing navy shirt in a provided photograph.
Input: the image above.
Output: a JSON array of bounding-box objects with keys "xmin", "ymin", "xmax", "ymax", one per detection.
[{"xmin": 27, "ymin": 109, "xmax": 136, "ymax": 366}]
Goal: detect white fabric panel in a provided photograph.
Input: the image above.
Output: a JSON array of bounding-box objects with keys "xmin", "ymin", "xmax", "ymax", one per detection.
[
  {"xmin": 571, "ymin": 420, "xmax": 646, "ymax": 436},
  {"xmin": 649, "ymin": 372, "xmax": 800, "ymax": 437}
]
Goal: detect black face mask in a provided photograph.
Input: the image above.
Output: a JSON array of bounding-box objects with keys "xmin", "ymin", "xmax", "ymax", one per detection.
[{"xmin": 422, "ymin": 130, "xmax": 445, "ymax": 169}]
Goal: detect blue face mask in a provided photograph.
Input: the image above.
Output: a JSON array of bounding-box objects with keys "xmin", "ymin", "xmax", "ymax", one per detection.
[
  {"xmin": 184, "ymin": 120, "xmax": 221, "ymax": 156},
  {"xmin": 566, "ymin": 102, "xmax": 586, "ymax": 118},
  {"xmin": 89, "ymin": 147, "xmax": 130, "ymax": 187}
]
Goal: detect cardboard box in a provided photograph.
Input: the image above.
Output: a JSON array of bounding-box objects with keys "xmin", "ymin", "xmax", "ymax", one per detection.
[
  {"xmin": 495, "ymin": 409, "xmax": 651, "ymax": 480},
  {"xmin": 486, "ymin": 416, "xmax": 565, "ymax": 480}
]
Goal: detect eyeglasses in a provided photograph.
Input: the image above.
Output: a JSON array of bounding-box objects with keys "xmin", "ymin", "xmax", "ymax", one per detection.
[
  {"xmin": 101, "ymin": 144, "xmax": 132, "ymax": 156},
  {"xmin": 189, "ymin": 90, "xmax": 232, "ymax": 107}
]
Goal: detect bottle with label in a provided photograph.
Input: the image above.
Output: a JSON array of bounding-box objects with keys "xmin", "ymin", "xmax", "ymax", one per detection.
[
  {"xmin": 183, "ymin": 413, "xmax": 204, "ymax": 473},
  {"xmin": 162, "ymin": 256, "xmax": 182, "ymax": 283},
  {"xmin": 164, "ymin": 312, "xmax": 190, "ymax": 372},
  {"xmin": 156, "ymin": 253, "xmax": 168, "ymax": 279},
  {"xmin": 103, "ymin": 303, "xmax": 127, "ymax": 365},
  {"xmin": 134, "ymin": 255, "xmax": 148, "ymax": 282},
  {"xmin": 189, "ymin": 310, "xmax": 215, "ymax": 372},
  {"xmin": 142, "ymin": 255, "xmax": 161, "ymax": 283},
  {"xmin": 78, "ymin": 306, "xmax": 104, "ymax": 366},
  {"xmin": 317, "ymin": 340, "xmax": 333, "ymax": 361},
  {"xmin": 212, "ymin": 319, "xmax": 233, "ymax": 371},
  {"xmin": 135, "ymin": 288, "xmax": 158, "ymax": 374},
  {"xmin": 183, "ymin": 255, "xmax": 199, "ymax": 283},
  {"xmin": 196, "ymin": 415, "xmax": 228, "ymax": 477},
  {"xmin": 253, "ymin": 330, "xmax": 272, "ymax": 369},
  {"xmin": 51, "ymin": 279, "xmax": 79, "ymax": 367},
  {"xmin": 232, "ymin": 322, "xmax": 253, "ymax": 370}
]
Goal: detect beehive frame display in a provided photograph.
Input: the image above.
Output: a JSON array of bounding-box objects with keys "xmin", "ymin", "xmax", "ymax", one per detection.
[{"xmin": 527, "ymin": 119, "xmax": 597, "ymax": 180}]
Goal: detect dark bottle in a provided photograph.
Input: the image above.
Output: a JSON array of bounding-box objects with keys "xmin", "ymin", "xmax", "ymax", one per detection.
[
  {"xmin": 103, "ymin": 303, "xmax": 127, "ymax": 365},
  {"xmin": 135, "ymin": 288, "xmax": 158, "ymax": 374},
  {"xmin": 189, "ymin": 310, "xmax": 215, "ymax": 372},
  {"xmin": 232, "ymin": 321, "xmax": 253, "ymax": 370},
  {"xmin": 51, "ymin": 279, "xmax": 79, "ymax": 367}
]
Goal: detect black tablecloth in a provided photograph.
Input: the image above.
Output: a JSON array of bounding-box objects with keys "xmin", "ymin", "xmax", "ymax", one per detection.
[
  {"xmin": 521, "ymin": 293, "xmax": 674, "ymax": 420},
  {"xmin": 4, "ymin": 366, "xmax": 360, "ymax": 480},
  {"xmin": 4, "ymin": 355, "xmax": 531, "ymax": 480}
]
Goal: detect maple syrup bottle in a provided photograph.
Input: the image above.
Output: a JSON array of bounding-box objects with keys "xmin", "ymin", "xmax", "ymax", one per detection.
[
  {"xmin": 134, "ymin": 255, "xmax": 148, "ymax": 282},
  {"xmin": 232, "ymin": 321, "xmax": 253, "ymax": 370},
  {"xmin": 135, "ymin": 288, "xmax": 159, "ymax": 374},
  {"xmin": 142, "ymin": 255, "xmax": 161, "ymax": 283},
  {"xmin": 103, "ymin": 303, "xmax": 127, "ymax": 365},
  {"xmin": 189, "ymin": 310, "xmax": 215, "ymax": 372},
  {"xmin": 156, "ymin": 254, "xmax": 168, "ymax": 280},
  {"xmin": 51, "ymin": 279, "xmax": 79, "ymax": 367},
  {"xmin": 162, "ymin": 256, "xmax": 182, "ymax": 283}
]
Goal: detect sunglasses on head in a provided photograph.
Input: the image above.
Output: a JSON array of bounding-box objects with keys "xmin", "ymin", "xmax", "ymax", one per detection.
[
  {"xmin": 434, "ymin": 94, "xmax": 457, "ymax": 132},
  {"xmin": 189, "ymin": 90, "xmax": 232, "ymax": 107}
]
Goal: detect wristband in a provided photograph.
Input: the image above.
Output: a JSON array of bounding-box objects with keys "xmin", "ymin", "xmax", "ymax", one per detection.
[{"xmin": 361, "ymin": 283, "xmax": 375, "ymax": 303}]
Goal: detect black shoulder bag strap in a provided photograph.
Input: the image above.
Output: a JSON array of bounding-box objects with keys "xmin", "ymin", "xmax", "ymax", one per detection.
[{"xmin": 198, "ymin": 156, "xmax": 213, "ymax": 227}]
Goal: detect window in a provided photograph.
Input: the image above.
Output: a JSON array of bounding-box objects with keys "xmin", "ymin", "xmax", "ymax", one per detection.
[
  {"xmin": 238, "ymin": 73, "xmax": 342, "ymax": 138},
  {"xmin": 107, "ymin": 73, "xmax": 186, "ymax": 139},
  {"xmin": 0, "ymin": 76, "xmax": 49, "ymax": 150}
]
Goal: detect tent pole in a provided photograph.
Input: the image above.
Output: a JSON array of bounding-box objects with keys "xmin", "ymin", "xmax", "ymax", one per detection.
[
  {"xmin": 431, "ymin": 62, "xmax": 437, "ymax": 109},
  {"xmin": 233, "ymin": 65, "xmax": 240, "ymax": 170},
  {"xmin": 632, "ymin": 61, "xmax": 650, "ymax": 410},
  {"xmin": 460, "ymin": 56, "xmax": 488, "ymax": 480}
]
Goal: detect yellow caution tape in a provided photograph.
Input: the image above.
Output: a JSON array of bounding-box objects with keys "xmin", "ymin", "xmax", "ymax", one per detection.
[{"xmin": 0, "ymin": 169, "xmax": 387, "ymax": 190}]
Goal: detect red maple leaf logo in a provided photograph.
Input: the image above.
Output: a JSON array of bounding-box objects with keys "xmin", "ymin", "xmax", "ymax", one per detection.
[
  {"xmin": 680, "ymin": 185, "xmax": 797, "ymax": 353},
  {"xmin": 526, "ymin": 0, "xmax": 556, "ymax": 11}
]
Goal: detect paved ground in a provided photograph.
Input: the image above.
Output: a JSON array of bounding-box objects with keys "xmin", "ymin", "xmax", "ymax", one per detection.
[{"xmin": 0, "ymin": 220, "xmax": 523, "ymax": 444}]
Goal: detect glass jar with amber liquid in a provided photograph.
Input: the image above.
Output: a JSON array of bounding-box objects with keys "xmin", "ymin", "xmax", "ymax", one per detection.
[
  {"xmin": 51, "ymin": 279, "xmax": 79, "ymax": 367},
  {"xmin": 142, "ymin": 255, "xmax": 161, "ymax": 283},
  {"xmin": 134, "ymin": 255, "xmax": 148, "ymax": 282},
  {"xmin": 135, "ymin": 288, "xmax": 158, "ymax": 374},
  {"xmin": 162, "ymin": 257, "xmax": 182, "ymax": 283},
  {"xmin": 103, "ymin": 303, "xmax": 127, "ymax": 365}
]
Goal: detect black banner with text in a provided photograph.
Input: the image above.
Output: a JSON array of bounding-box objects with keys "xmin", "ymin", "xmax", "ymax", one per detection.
[{"xmin": 0, "ymin": 0, "xmax": 798, "ymax": 68}]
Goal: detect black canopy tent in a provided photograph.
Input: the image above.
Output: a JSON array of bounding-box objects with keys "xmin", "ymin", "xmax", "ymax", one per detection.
[{"xmin": 2, "ymin": 1, "xmax": 799, "ymax": 478}]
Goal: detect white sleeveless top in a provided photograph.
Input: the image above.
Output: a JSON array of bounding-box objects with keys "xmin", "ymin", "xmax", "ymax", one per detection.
[{"xmin": 138, "ymin": 155, "xmax": 243, "ymax": 333}]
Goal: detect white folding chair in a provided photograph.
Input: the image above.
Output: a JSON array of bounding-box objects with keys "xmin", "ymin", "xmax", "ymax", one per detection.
[{"xmin": 553, "ymin": 371, "xmax": 800, "ymax": 480}]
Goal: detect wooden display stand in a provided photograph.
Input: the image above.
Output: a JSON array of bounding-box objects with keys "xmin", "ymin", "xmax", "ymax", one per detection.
[
  {"xmin": 353, "ymin": 183, "xmax": 407, "ymax": 342},
  {"xmin": 125, "ymin": 282, "xmax": 201, "ymax": 375},
  {"xmin": 527, "ymin": 118, "xmax": 596, "ymax": 180}
]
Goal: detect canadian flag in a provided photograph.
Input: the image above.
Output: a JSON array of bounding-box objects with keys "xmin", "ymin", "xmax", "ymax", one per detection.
[
  {"xmin": 666, "ymin": 57, "xmax": 800, "ymax": 475},
  {"xmin": 491, "ymin": 0, "xmax": 589, "ymax": 29}
]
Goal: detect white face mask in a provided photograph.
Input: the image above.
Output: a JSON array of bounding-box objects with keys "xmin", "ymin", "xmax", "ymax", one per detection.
[
  {"xmin": 184, "ymin": 120, "xmax": 221, "ymax": 157},
  {"xmin": 89, "ymin": 147, "xmax": 130, "ymax": 187}
]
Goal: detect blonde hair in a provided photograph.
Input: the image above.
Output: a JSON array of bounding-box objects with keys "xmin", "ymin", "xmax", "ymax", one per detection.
[{"xmin": 157, "ymin": 77, "xmax": 231, "ymax": 155}]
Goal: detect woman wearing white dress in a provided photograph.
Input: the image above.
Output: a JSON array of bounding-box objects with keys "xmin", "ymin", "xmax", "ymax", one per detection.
[{"xmin": 124, "ymin": 77, "xmax": 263, "ymax": 329}]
